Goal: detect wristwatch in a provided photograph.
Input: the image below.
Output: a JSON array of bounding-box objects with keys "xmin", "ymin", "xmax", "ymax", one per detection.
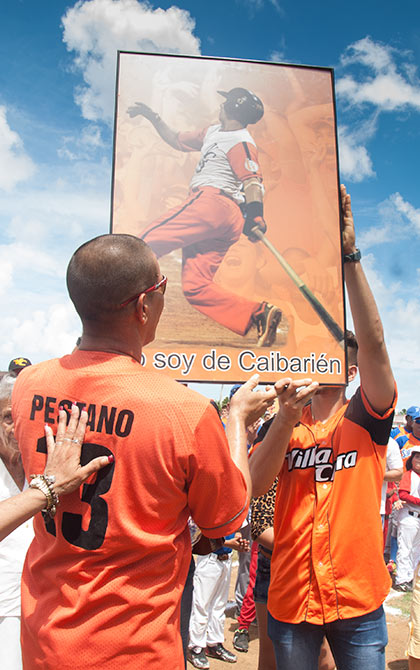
[{"xmin": 343, "ymin": 248, "xmax": 361, "ymax": 263}]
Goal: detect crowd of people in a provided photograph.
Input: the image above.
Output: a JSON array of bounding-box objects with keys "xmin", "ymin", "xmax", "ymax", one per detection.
[{"xmin": 0, "ymin": 184, "xmax": 419, "ymax": 670}]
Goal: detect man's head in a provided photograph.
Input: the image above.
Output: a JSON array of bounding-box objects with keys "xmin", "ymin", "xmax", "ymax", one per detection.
[
  {"xmin": 406, "ymin": 446, "xmax": 420, "ymax": 472},
  {"xmin": 0, "ymin": 374, "xmax": 17, "ymax": 458},
  {"xmin": 66, "ymin": 234, "xmax": 164, "ymax": 345},
  {"xmin": 312, "ymin": 330, "xmax": 358, "ymax": 399},
  {"xmin": 408, "ymin": 407, "xmax": 420, "ymax": 440},
  {"xmin": 346, "ymin": 330, "xmax": 358, "ymax": 370},
  {"xmin": 406, "ymin": 406, "xmax": 420, "ymax": 432},
  {"xmin": 218, "ymin": 88, "xmax": 264, "ymax": 127},
  {"xmin": 8, "ymin": 357, "xmax": 31, "ymax": 377}
]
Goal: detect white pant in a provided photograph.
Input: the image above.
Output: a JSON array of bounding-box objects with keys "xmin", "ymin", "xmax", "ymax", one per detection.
[
  {"xmin": 0, "ymin": 616, "xmax": 22, "ymax": 670},
  {"xmin": 189, "ymin": 553, "xmax": 232, "ymax": 649},
  {"xmin": 396, "ymin": 510, "xmax": 420, "ymax": 585}
]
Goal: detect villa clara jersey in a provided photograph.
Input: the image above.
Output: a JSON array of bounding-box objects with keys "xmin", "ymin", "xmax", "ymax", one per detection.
[{"xmin": 260, "ymin": 386, "xmax": 396, "ymax": 625}]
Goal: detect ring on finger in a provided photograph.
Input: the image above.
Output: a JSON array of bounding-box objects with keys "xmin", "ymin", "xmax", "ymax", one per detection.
[
  {"xmin": 63, "ymin": 437, "xmax": 72, "ymax": 442},
  {"xmin": 71, "ymin": 438, "xmax": 80, "ymax": 444}
]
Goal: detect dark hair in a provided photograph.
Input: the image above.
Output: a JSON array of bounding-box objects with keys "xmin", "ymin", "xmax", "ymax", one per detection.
[
  {"xmin": 345, "ymin": 330, "xmax": 358, "ymax": 367},
  {"xmin": 406, "ymin": 452, "xmax": 420, "ymax": 471},
  {"xmin": 66, "ymin": 234, "xmax": 158, "ymax": 324}
]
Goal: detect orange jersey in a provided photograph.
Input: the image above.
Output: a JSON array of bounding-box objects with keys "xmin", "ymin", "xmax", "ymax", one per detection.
[
  {"xmin": 265, "ymin": 386, "xmax": 396, "ymax": 625},
  {"xmin": 13, "ymin": 351, "xmax": 248, "ymax": 670}
]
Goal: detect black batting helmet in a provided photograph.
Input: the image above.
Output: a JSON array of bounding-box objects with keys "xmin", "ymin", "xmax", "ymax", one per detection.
[{"xmin": 218, "ymin": 88, "xmax": 264, "ymax": 126}]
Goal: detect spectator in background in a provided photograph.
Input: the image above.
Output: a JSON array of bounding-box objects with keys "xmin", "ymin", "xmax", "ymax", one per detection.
[
  {"xmin": 398, "ymin": 409, "xmax": 420, "ymax": 464},
  {"xmin": 7, "ymin": 358, "xmax": 31, "ymax": 377},
  {"xmin": 381, "ymin": 438, "xmax": 403, "ymax": 577},
  {"xmin": 188, "ymin": 533, "xmax": 249, "ymax": 668},
  {"xmin": 228, "ymin": 384, "xmax": 254, "ymax": 618},
  {"xmin": 381, "ymin": 437, "xmax": 403, "ymax": 528},
  {"xmin": 0, "ymin": 374, "xmax": 33, "ymax": 670},
  {"xmin": 395, "ymin": 447, "xmax": 420, "ymax": 591},
  {"xmin": 232, "ymin": 541, "xmax": 258, "ymax": 654},
  {"xmin": 392, "ymin": 406, "xmax": 419, "ymax": 444}
]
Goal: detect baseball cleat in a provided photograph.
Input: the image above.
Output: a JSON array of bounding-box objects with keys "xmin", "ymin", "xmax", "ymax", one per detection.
[
  {"xmin": 233, "ymin": 628, "xmax": 249, "ymax": 652},
  {"xmin": 393, "ymin": 581, "xmax": 412, "ymax": 592},
  {"xmin": 206, "ymin": 643, "xmax": 237, "ymax": 663},
  {"xmin": 187, "ymin": 647, "xmax": 210, "ymax": 669},
  {"xmin": 253, "ymin": 302, "xmax": 283, "ymax": 347}
]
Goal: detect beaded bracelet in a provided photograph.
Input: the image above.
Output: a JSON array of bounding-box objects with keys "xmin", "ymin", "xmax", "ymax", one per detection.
[{"xmin": 29, "ymin": 474, "xmax": 60, "ymax": 518}]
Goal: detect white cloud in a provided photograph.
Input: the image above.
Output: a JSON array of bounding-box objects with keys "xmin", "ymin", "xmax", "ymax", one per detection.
[
  {"xmin": 358, "ymin": 193, "xmax": 420, "ymax": 249},
  {"xmin": 358, "ymin": 223, "xmax": 394, "ymax": 249},
  {"xmin": 340, "ymin": 36, "xmax": 395, "ymax": 73},
  {"xmin": 269, "ymin": 37, "xmax": 286, "ymax": 62},
  {"xmin": 390, "ymin": 192, "xmax": 420, "ymax": 235},
  {"xmin": 0, "ymin": 171, "xmax": 110, "ymax": 369},
  {"xmin": 336, "ymin": 37, "xmax": 420, "ymax": 183},
  {"xmin": 58, "ymin": 124, "xmax": 104, "ymax": 161},
  {"xmin": 0, "ymin": 304, "xmax": 80, "ymax": 364},
  {"xmin": 0, "ymin": 106, "xmax": 36, "ymax": 191},
  {"xmin": 338, "ymin": 124, "xmax": 375, "ymax": 182},
  {"xmin": 0, "ymin": 259, "xmax": 13, "ymax": 297},
  {"xmin": 337, "ymin": 36, "xmax": 420, "ymax": 112},
  {"xmin": 61, "ymin": 0, "xmax": 201, "ymax": 123},
  {"xmin": 0, "ymin": 178, "xmax": 109, "ymax": 244}
]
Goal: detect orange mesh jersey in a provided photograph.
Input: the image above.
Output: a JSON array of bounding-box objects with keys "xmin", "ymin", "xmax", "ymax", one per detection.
[
  {"xmin": 13, "ymin": 351, "xmax": 248, "ymax": 670},
  {"xmin": 257, "ymin": 386, "xmax": 396, "ymax": 625}
]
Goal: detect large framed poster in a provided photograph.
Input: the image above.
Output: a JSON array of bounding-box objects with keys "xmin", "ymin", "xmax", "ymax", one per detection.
[{"xmin": 111, "ymin": 52, "xmax": 346, "ymax": 384}]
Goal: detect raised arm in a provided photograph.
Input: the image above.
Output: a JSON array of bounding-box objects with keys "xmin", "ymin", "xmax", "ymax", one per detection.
[
  {"xmin": 249, "ymin": 378, "xmax": 318, "ymax": 496},
  {"xmin": 225, "ymin": 374, "xmax": 277, "ymax": 497},
  {"xmin": 127, "ymin": 102, "xmax": 181, "ymax": 150},
  {"xmin": 242, "ymin": 177, "xmax": 268, "ymax": 242},
  {"xmin": 341, "ymin": 185, "xmax": 395, "ymax": 414}
]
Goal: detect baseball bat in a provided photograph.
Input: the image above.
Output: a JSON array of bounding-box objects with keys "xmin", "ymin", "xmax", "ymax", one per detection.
[{"xmin": 252, "ymin": 229, "xmax": 345, "ymax": 347}]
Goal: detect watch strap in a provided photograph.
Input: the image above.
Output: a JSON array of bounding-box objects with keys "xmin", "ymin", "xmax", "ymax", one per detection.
[{"xmin": 343, "ymin": 248, "xmax": 361, "ymax": 263}]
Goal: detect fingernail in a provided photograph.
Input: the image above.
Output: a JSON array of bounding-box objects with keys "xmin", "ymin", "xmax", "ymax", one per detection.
[
  {"xmin": 72, "ymin": 402, "xmax": 78, "ymax": 409},
  {"xmin": 44, "ymin": 424, "xmax": 49, "ymax": 431},
  {"xmin": 108, "ymin": 454, "xmax": 115, "ymax": 463},
  {"xmin": 59, "ymin": 405, "xmax": 63, "ymax": 411}
]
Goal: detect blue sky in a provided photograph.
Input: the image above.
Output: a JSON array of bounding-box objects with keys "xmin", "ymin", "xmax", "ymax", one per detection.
[{"xmin": 0, "ymin": 0, "xmax": 419, "ymax": 408}]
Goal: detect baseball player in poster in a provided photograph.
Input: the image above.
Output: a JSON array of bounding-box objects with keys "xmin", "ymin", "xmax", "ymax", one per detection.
[{"xmin": 128, "ymin": 87, "xmax": 287, "ymax": 347}]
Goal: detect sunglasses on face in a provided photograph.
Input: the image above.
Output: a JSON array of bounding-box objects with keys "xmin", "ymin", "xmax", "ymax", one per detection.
[{"xmin": 120, "ymin": 275, "xmax": 167, "ymax": 307}]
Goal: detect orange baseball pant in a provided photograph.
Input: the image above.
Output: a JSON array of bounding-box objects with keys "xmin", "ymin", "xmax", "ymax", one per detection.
[{"xmin": 141, "ymin": 187, "xmax": 260, "ymax": 335}]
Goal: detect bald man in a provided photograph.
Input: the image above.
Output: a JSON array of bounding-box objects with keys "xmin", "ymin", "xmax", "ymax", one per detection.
[{"xmin": 12, "ymin": 234, "xmax": 275, "ymax": 670}]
